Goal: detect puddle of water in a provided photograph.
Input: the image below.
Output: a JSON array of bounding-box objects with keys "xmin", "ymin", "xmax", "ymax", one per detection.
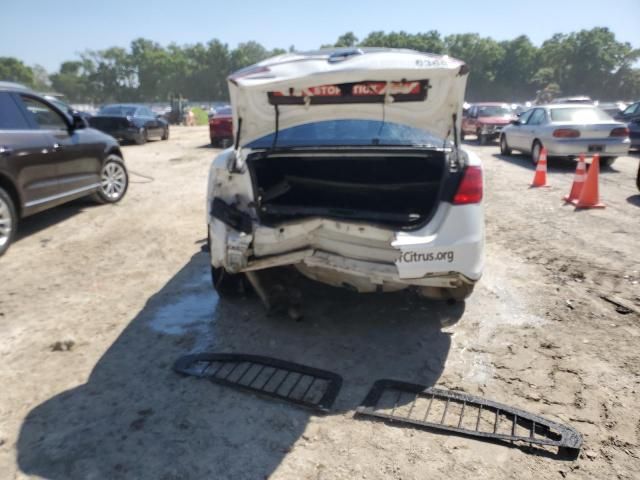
[
  {"xmin": 150, "ymin": 292, "xmax": 218, "ymax": 335},
  {"xmin": 148, "ymin": 271, "xmax": 219, "ymax": 350}
]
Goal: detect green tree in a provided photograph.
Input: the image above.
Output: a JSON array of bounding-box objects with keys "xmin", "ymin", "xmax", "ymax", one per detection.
[
  {"xmin": 444, "ymin": 34, "xmax": 504, "ymax": 100},
  {"xmin": 359, "ymin": 30, "xmax": 444, "ymax": 53},
  {"xmin": 538, "ymin": 28, "xmax": 640, "ymax": 100},
  {"xmin": 495, "ymin": 36, "xmax": 538, "ymax": 100},
  {"xmin": 335, "ymin": 32, "xmax": 358, "ymax": 47},
  {"xmin": 49, "ymin": 61, "xmax": 94, "ymax": 102},
  {"xmin": 0, "ymin": 57, "xmax": 34, "ymax": 85},
  {"xmin": 30, "ymin": 64, "xmax": 50, "ymax": 91}
]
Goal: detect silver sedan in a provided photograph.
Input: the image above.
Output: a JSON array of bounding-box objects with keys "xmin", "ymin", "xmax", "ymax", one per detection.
[{"xmin": 499, "ymin": 104, "xmax": 630, "ymax": 167}]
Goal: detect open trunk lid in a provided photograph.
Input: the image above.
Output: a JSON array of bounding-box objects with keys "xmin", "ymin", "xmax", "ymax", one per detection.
[{"xmin": 228, "ymin": 48, "xmax": 469, "ymax": 148}]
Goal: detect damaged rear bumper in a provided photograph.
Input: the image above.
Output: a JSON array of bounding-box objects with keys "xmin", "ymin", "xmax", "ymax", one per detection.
[
  {"xmin": 245, "ymin": 248, "xmax": 474, "ymax": 292},
  {"xmin": 208, "ymin": 198, "xmax": 483, "ymax": 293}
]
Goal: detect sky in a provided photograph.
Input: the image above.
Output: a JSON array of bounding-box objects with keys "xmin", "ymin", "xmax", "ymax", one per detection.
[{"xmin": 2, "ymin": 0, "xmax": 639, "ymax": 72}]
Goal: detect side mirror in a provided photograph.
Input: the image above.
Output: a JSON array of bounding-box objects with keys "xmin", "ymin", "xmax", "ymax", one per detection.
[
  {"xmin": 510, "ymin": 119, "xmax": 521, "ymax": 126},
  {"xmin": 72, "ymin": 113, "xmax": 87, "ymax": 130}
]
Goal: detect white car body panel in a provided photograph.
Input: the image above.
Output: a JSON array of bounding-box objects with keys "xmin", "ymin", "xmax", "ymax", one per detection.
[{"xmin": 207, "ymin": 49, "xmax": 484, "ymax": 295}]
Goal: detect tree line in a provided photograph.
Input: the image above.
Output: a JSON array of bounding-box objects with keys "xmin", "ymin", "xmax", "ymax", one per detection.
[{"xmin": 1, "ymin": 27, "xmax": 638, "ymax": 104}]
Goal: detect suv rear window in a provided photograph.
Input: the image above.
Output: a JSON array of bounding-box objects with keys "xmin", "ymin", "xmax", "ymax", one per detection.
[
  {"xmin": 0, "ymin": 93, "xmax": 30, "ymax": 130},
  {"xmin": 245, "ymin": 119, "xmax": 448, "ymax": 149}
]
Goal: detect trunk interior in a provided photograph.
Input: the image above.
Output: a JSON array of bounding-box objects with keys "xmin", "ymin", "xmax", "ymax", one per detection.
[{"xmin": 248, "ymin": 150, "xmax": 449, "ymax": 229}]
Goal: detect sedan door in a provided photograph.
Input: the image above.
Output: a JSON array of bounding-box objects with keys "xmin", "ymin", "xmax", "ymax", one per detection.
[
  {"xmin": 506, "ymin": 109, "xmax": 533, "ymax": 151},
  {"xmin": 18, "ymin": 94, "xmax": 102, "ymax": 200},
  {"xmin": 0, "ymin": 92, "xmax": 64, "ymax": 212},
  {"xmin": 518, "ymin": 108, "xmax": 546, "ymax": 153}
]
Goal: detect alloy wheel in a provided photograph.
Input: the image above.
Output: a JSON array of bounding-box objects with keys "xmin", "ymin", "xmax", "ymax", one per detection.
[
  {"xmin": 101, "ymin": 162, "xmax": 127, "ymax": 200},
  {"xmin": 0, "ymin": 196, "xmax": 13, "ymax": 248}
]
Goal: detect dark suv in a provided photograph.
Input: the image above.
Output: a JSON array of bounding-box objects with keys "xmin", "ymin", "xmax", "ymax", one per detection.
[{"xmin": 0, "ymin": 84, "xmax": 129, "ymax": 256}]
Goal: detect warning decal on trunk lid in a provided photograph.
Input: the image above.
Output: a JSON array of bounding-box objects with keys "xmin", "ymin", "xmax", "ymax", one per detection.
[{"xmin": 268, "ymin": 80, "xmax": 429, "ymax": 105}]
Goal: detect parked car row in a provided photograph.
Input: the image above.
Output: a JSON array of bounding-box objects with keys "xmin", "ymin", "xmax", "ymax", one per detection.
[
  {"xmin": 0, "ymin": 83, "xmax": 129, "ymax": 256},
  {"xmin": 461, "ymin": 98, "xmax": 635, "ymax": 167}
]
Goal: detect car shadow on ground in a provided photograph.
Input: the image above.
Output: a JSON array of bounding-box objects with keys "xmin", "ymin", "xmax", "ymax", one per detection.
[
  {"xmin": 17, "ymin": 250, "xmax": 463, "ymax": 479},
  {"xmin": 627, "ymin": 194, "xmax": 640, "ymax": 207},
  {"xmin": 14, "ymin": 199, "xmax": 96, "ymax": 245}
]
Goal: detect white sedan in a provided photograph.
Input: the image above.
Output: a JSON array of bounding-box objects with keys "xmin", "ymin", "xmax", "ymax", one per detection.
[
  {"xmin": 499, "ymin": 104, "xmax": 630, "ymax": 167},
  {"xmin": 206, "ymin": 48, "xmax": 484, "ymax": 301}
]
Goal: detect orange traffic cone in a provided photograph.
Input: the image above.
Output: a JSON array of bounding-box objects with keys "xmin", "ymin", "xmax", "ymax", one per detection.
[
  {"xmin": 530, "ymin": 147, "xmax": 550, "ymax": 188},
  {"xmin": 564, "ymin": 153, "xmax": 587, "ymax": 202},
  {"xmin": 573, "ymin": 154, "xmax": 605, "ymax": 209}
]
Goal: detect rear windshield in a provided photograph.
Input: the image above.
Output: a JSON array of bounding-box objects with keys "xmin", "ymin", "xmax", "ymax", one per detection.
[
  {"xmin": 98, "ymin": 105, "xmax": 137, "ymax": 116},
  {"xmin": 477, "ymin": 105, "xmax": 511, "ymax": 117},
  {"xmin": 550, "ymin": 107, "xmax": 612, "ymax": 122},
  {"xmin": 245, "ymin": 119, "xmax": 448, "ymax": 149},
  {"xmin": 215, "ymin": 106, "xmax": 232, "ymax": 115}
]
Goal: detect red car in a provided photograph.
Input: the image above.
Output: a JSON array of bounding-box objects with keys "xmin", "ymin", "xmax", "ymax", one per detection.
[
  {"xmin": 209, "ymin": 105, "xmax": 233, "ymax": 147},
  {"xmin": 462, "ymin": 103, "xmax": 515, "ymax": 145}
]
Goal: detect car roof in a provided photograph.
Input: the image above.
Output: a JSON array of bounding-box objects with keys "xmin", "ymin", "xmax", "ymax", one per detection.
[
  {"xmin": 541, "ymin": 103, "xmax": 597, "ymax": 109},
  {"xmin": 552, "ymin": 96, "xmax": 592, "ymax": 102},
  {"xmin": 0, "ymin": 81, "xmax": 32, "ymax": 92},
  {"xmin": 101, "ymin": 103, "xmax": 141, "ymax": 108},
  {"xmin": 472, "ymin": 102, "xmax": 510, "ymax": 106}
]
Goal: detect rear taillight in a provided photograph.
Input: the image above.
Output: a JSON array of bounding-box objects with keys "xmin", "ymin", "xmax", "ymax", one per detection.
[
  {"xmin": 453, "ymin": 166, "xmax": 483, "ymax": 205},
  {"xmin": 553, "ymin": 128, "xmax": 581, "ymax": 138},
  {"xmin": 609, "ymin": 127, "xmax": 629, "ymax": 137}
]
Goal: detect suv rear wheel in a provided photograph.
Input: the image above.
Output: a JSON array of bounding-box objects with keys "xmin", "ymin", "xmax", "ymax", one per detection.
[
  {"xmin": 93, "ymin": 155, "xmax": 129, "ymax": 204},
  {"xmin": 0, "ymin": 186, "xmax": 17, "ymax": 257}
]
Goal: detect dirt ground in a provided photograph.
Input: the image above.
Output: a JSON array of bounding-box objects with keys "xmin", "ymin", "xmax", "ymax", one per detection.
[{"xmin": 1, "ymin": 125, "xmax": 639, "ymax": 480}]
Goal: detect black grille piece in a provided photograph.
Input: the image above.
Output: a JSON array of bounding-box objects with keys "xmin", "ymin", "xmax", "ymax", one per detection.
[
  {"xmin": 355, "ymin": 379, "xmax": 583, "ymax": 458},
  {"xmin": 174, "ymin": 353, "xmax": 342, "ymax": 413}
]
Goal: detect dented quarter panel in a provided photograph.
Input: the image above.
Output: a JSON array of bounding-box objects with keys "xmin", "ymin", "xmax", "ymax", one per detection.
[{"xmin": 393, "ymin": 148, "xmax": 484, "ymax": 281}]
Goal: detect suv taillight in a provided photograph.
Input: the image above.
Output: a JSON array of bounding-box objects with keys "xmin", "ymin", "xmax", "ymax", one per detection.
[
  {"xmin": 553, "ymin": 128, "xmax": 581, "ymax": 138},
  {"xmin": 609, "ymin": 127, "xmax": 629, "ymax": 137},
  {"xmin": 453, "ymin": 166, "xmax": 483, "ymax": 205}
]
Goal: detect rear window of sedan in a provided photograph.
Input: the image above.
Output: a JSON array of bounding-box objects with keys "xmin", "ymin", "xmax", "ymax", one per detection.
[
  {"xmin": 550, "ymin": 107, "xmax": 612, "ymax": 123},
  {"xmin": 99, "ymin": 105, "xmax": 138, "ymax": 116},
  {"xmin": 245, "ymin": 119, "xmax": 448, "ymax": 149}
]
